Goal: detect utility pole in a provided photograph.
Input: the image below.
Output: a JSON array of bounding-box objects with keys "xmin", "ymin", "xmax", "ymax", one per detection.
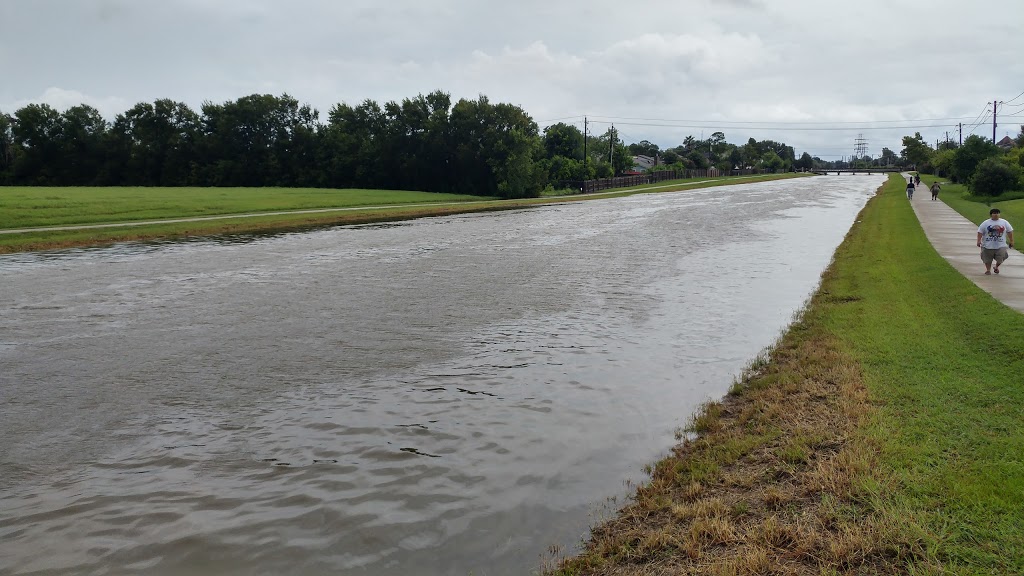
[
  {"xmin": 609, "ymin": 124, "xmax": 615, "ymax": 166},
  {"xmin": 583, "ymin": 117, "xmax": 588, "ymax": 169},
  {"xmin": 958, "ymin": 122, "xmax": 962, "ymax": 146},
  {"xmin": 993, "ymin": 100, "xmax": 998, "ymax": 142}
]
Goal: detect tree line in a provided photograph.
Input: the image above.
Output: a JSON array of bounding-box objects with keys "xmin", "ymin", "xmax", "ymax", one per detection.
[
  {"xmin": 0, "ymin": 91, "xmax": 800, "ymax": 197},
  {"xmin": 901, "ymin": 128, "xmax": 1024, "ymax": 197},
  {"xmin": 622, "ymin": 131, "xmax": 803, "ymax": 173}
]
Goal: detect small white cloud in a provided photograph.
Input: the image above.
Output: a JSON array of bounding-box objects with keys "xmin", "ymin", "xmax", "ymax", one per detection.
[{"xmin": 3, "ymin": 88, "xmax": 130, "ymax": 120}]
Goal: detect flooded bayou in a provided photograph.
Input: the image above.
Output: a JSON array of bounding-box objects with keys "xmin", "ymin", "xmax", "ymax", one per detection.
[{"xmin": 0, "ymin": 175, "xmax": 885, "ymax": 575}]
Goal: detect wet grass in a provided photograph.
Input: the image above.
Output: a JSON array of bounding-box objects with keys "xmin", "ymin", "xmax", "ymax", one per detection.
[
  {"xmin": 0, "ymin": 174, "xmax": 805, "ymax": 254},
  {"xmin": 544, "ymin": 173, "xmax": 1024, "ymax": 574}
]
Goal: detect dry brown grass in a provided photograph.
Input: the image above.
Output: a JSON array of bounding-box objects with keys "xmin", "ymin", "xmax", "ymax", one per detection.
[{"xmin": 544, "ymin": 298, "xmax": 924, "ymax": 575}]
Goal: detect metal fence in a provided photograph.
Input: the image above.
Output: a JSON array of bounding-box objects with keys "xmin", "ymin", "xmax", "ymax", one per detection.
[{"xmin": 558, "ymin": 168, "xmax": 766, "ymax": 195}]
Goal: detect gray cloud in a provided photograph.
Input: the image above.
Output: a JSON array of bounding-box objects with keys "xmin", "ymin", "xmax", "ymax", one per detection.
[{"xmin": 2, "ymin": 0, "xmax": 1022, "ymax": 158}]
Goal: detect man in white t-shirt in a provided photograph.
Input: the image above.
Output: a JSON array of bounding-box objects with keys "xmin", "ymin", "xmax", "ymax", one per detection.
[{"xmin": 976, "ymin": 208, "xmax": 1015, "ymax": 275}]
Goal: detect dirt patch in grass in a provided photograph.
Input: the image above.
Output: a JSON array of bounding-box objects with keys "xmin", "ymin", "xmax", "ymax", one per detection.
[{"xmin": 545, "ymin": 290, "xmax": 929, "ymax": 575}]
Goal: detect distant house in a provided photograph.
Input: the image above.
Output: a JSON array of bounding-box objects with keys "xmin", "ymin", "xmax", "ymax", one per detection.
[
  {"xmin": 997, "ymin": 135, "xmax": 1016, "ymax": 149},
  {"xmin": 632, "ymin": 155, "xmax": 657, "ymax": 172}
]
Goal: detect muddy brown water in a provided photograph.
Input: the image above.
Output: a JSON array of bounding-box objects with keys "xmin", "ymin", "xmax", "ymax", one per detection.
[{"xmin": 0, "ymin": 175, "xmax": 884, "ymax": 575}]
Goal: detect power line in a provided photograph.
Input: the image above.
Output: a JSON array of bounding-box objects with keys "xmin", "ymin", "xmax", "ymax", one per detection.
[
  {"xmin": 1004, "ymin": 89, "xmax": 1024, "ymax": 105},
  {"xmin": 968, "ymin": 112, "xmax": 991, "ymax": 136},
  {"xmin": 967, "ymin": 107, "xmax": 992, "ymax": 130},
  {"xmin": 536, "ymin": 115, "xmax": 584, "ymax": 124},
  {"xmin": 965, "ymin": 103, "xmax": 992, "ymax": 127},
  {"xmin": 584, "ymin": 113, "xmax": 981, "ymax": 125},
  {"xmin": 586, "ymin": 119, "xmax": 959, "ymax": 132}
]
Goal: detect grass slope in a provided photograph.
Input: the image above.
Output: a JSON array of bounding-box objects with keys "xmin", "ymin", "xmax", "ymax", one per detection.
[{"xmin": 546, "ymin": 174, "xmax": 1024, "ymax": 574}]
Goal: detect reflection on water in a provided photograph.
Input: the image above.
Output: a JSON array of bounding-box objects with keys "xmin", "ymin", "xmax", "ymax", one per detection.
[{"xmin": 0, "ymin": 175, "xmax": 884, "ymax": 575}]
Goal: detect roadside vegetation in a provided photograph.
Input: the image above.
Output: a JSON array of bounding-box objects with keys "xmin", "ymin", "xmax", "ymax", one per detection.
[
  {"xmin": 0, "ymin": 173, "xmax": 803, "ymax": 254},
  {"xmin": 545, "ymin": 173, "xmax": 1024, "ymax": 574}
]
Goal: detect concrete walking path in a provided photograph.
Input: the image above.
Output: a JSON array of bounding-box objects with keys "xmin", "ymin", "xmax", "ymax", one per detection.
[{"xmin": 909, "ymin": 178, "xmax": 1024, "ymax": 313}]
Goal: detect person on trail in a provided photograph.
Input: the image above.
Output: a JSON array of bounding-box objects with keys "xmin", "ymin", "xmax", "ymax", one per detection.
[
  {"xmin": 977, "ymin": 208, "xmax": 1015, "ymax": 275},
  {"xmin": 930, "ymin": 181, "xmax": 941, "ymax": 201},
  {"xmin": 906, "ymin": 177, "xmax": 915, "ymax": 199},
  {"xmin": 914, "ymin": 173, "xmax": 921, "ymax": 186}
]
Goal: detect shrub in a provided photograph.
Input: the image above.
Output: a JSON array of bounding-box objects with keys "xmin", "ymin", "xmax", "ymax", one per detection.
[{"xmin": 969, "ymin": 158, "xmax": 1023, "ymax": 197}]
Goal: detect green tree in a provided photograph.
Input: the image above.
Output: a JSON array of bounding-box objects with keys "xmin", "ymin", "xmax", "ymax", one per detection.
[
  {"xmin": 794, "ymin": 152, "xmax": 814, "ymax": 171},
  {"xmin": 762, "ymin": 150, "xmax": 785, "ymax": 172},
  {"xmin": 880, "ymin": 147, "xmax": 898, "ymax": 166},
  {"xmin": 741, "ymin": 138, "xmax": 761, "ymax": 168},
  {"xmin": 931, "ymin": 148, "xmax": 956, "ymax": 178},
  {"xmin": 56, "ymin": 104, "xmax": 108, "ymax": 185},
  {"xmin": 708, "ymin": 131, "xmax": 728, "ymax": 160},
  {"xmin": 323, "ymin": 98, "xmax": 385, "ymax": 189},
  {"xmin": 542, "ymin": 122, "xmax": 584, "ymax": 160},
  {"xmin": 11, "ymin": 103, "xmax": 63, "ymax": 184},
  {"xmin": 969, "ymin": 157, "xmax": 1022, "ymax": 197},
  {"xmin": 627, "ymin": 139, "xmax": 659, "ymax": 158},
  {"xmin": 449, "ymin": 95, "xmax": 542, "ymax": 198},
  {"xmin": 0, "ymin": 111, "xmax": 13, "ymax": 182},
  {"xmin": 951, "ymin": 135, "xmax": 999, "ymax": 184},
  {"xmin": 109, "ymin": 99, "xmax": 201, "ymax": 185},
  {"xmin": 728, "ymin": 147, "xmax": 743, "ymax": 169},
  {"xmin": 687, "ymin": 150, "xmax": 709, "ymax": 169},
  {"xmin": 900, "ymin": 132, "xmax": 933, "ymax": 168}
]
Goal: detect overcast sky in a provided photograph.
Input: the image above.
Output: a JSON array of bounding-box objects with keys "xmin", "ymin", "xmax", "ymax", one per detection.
[{"xmin": 2, "ymin": 0, "xmax": 1022, "ymax": 159}]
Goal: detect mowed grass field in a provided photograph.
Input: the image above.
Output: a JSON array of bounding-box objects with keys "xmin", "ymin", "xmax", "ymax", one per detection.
[
  {"xmin": 549, "ymin": 173, "xmax": 1024, "ymax": 574},
  {"xmin": 0, "ymin": 174, "xmax": 806, "ymax": 253},
  {"xmin": 0, "ymin": 187, "xmax": 495, "ymax": 229}
]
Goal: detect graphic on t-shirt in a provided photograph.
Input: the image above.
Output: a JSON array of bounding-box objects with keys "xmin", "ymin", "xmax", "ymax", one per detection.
[{"xmin": 985, "ymin": 224, "xmax": 1006, "ymax": 239}]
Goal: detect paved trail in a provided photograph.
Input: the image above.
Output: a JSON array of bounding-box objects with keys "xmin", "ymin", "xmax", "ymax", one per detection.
[{"xmin": 908, "ymin": 175, "xmax": 1024, "ymax": 313}]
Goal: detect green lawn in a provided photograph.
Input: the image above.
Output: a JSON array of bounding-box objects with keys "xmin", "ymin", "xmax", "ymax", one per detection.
[
  {"xmin": 0, "ymin": 174, "xmax": 807, "ymax": 254},
  {"xmin": 0, "ymin": 186, "xmax": 495, "ymax": 229},
  {"xmin": 827, "ymin": 173, "xmax": 1024, "ymax": 571}
]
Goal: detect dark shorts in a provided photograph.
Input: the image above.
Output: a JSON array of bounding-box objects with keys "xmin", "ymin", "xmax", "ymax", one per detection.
[{"xmin": 980, "ymin": 247, "xmax": 1009, "ymax": 265}]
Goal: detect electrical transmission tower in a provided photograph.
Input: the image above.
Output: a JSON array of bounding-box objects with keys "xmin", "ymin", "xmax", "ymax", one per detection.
[{"xmin": 853, "ymin": 134, "xmax": 869, "ymax": 161}]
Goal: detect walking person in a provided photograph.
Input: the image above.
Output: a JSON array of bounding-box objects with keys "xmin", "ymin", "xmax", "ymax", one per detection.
[
  {"xmin": 930, "ymin": 181, "xmax": 941, "ymax": 201},
  {"xmin": 906, "ymin": 177, "xmax": 915, "ymax": 200},
  {"xmin": 977, "ymin": 208, "xmax": 1015, "ymax": 275}
]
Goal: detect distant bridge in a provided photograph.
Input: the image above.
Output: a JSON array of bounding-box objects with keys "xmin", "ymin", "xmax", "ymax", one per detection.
[{"xmin": 810, "ymin": 168, "xmax": 902, "ymax": 175}]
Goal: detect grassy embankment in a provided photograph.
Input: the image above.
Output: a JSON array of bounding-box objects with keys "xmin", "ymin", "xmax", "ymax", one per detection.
[
  {"xmin": 0, "ymin": 173, "xmax": 803, "ymax": 253},
  {"xmin": 546, "ymin": 173, "xmax": 1024, "ymax": 574}
]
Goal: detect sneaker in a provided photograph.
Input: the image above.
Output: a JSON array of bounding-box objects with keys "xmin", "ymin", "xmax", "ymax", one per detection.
[{"xmin": 994, "ymin": 267, "xmax": 1000, "ymax": 274}]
